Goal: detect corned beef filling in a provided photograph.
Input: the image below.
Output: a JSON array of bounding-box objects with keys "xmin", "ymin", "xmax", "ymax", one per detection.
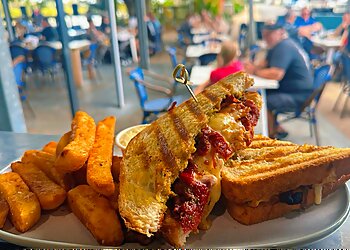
[
  {"xmin": 168, "ymin": 95, "xmax": 259, "ymax": 233},
  {"xmin": 241, "ymin": 99, "xmax": 260, "ymax": 145},
  {"xmin": 170, "ymin": 161, "xmax": 210, "ymax": 233}
]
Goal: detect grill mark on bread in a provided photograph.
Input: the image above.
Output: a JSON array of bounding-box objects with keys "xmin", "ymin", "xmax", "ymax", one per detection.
[
  {"xmin": 139, "ymin": 141, "xmax": 151, "ymax": 169},
  {"xmin": 169, "ymin": 111, "xmax": 190, "ymax": 142},
  {"xmin": 220, "ymin": 80, "xmax": 233, "ymax": 91},
  {"xmin": 155, "ymin": 124, "xmax": 178, "ymax": 170},
  {"xmin": 236, "ymin": 145, "xmax": 326, "ymax": 166},
  {"xmin": 229, "ymin": 147, "xmax": 337, "ymax": 178},
  {"xmin": 186, "ymin": 100, "xmax": 205, "ymax": 121},
  {"xmin": 236, "ymin": 145, "xmax": 319, "ymax": 161},
  {"xmin": 202, "ymin": 89, "xmax": 220, "ymax": 104}
]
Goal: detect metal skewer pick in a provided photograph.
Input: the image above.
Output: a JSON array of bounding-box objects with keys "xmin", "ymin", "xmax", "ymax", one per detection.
[{"xmin": 172, "ymin": 64, "xmax": 198, "ymax": 103}]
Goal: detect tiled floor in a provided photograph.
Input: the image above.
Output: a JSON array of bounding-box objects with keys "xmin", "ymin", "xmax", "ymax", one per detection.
[{"xmin": 22, "ymin": 48, "xmax": 349, "ymax": 148}]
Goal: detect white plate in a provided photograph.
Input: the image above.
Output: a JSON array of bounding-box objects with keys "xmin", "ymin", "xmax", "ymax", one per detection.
[{"xmin": 0, "ymin": 164, "xmax": 349, "ymax": 248}]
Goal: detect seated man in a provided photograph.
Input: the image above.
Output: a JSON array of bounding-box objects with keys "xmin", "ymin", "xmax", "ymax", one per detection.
[
  {"xmin": 41, "ymin": 18, "xmax": 59, "ymax": 42},
  {"xmin": 281, "ymin": 9, "xmax": 314, "ymax": 45},
  {"xmin": 194, "ymin": 41, "xmax": 243, "ymax": 94},
  {"xmin": 244, "ymin": 23, "xmax": 313, "ymax": 139},
  {"xmin": 294, "ymin": 7, "xmax": 322, "ymax": 32}
]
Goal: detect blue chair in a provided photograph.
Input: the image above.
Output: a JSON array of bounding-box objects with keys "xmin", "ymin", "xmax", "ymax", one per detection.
[
  {"xmin": 165, "ymin": 46, "xmax": 192, "ymax": 93},
  {"xmin": 301, "ymin": 37, "xmax": 324, "ymax": 61},
  {"xmin": 238, "ymin": 23, "xmax": 248, "ymax": 52},
  {"xmin": 249, "ymin": 44, "xmax": 261, "ymax": 61},
  {"xmin": 13, "ymin": 60, "xmax": 35, "ymax": 116},
  {"xmin": 277, "ymin": 64, "xmax": 332, "ymax": 145},
  {"xmin": 198, "ymin": 53, "xmax": 217, "ymax": 66},
  {"xmin": 333, "ymin": 53, "xmax": 350, "ymax": 118},
  {"xmin": 165, "ymin": 46, "xmax": 188, "ymax": 68},
  {"xmin": 166, "ymin": 46, "xmax": 179, "ymax": 68},
  {"xmin": 9, "ymin": 43, "xmax": 27, "ymax": 60},
  {"xmin": 32, "ymin": 44, "xmax": 59, "ymax": 79},
  {"xmin": 129, "ymin": 67, "xmax": 185, "ymax": 124},
  {"xmin": 83, "ymin": 43, "xmax": 102, "ymax": 79}
]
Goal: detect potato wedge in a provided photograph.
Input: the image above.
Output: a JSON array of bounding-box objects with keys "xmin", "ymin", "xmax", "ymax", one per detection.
[
  {"xmin": 12, "ymin": 162, "xmax": 66, "ymax": 210},
  {"xmin": 111, "ymin": 156, "xmax": 122, "ymax": 182},
  {"xmin": 21, "ymin": 150, "xmax": 74, "ymax": 191},
  {"xmin": 87, "ymin": 116, "xmax": 116, "ymax": 196},
  {"xmin": 72, "ymin": 163, "xmax": 87, "ymax": 186},
  {"xmin": 55, "ymin": 111, "xmax": 96, "ymax": 172},
  {"xmin": 68, "ymin": 185, "xmax": 124, "ymax": 246},
  {"xmin": 56, "ymin": 131, "xmax": 72, "ymax": 157},
  {"xmin": 42, "ymin": 141, "xmax": 57, "ymax": 155},
  {"xmin": 0, "ymin": 172, "xmax": 41, "ymax": 232},
  {"xmin": 108, "ymin": 182, "xmax": 119, "ymax": 211},
  {"xmin": 0, "ymin": 194, "xmax": 9, "ymax": 228}
]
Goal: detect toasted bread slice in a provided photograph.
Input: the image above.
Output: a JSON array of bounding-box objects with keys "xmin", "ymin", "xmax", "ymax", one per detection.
[
  {"xmin": 222, "ymin": 139, "xmax": 350, "ymax": 204},
  {"xmin": 222, "ymin": 137, "xmax": 350, "ymax": 225},
  {"xmin": 226, "ymin": 171, "xmax": 349, "ymax": 225},
  {"xmin": 119, "ymin": 72, "xmax": 254, "ymax": 237}
]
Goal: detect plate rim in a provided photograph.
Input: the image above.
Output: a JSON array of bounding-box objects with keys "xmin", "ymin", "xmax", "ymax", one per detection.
[
  {"xmin": 0, "ymin": 164, "xmax": 349, "ymax": 248},
  {"xmin": 239, "ymin": 184, "xmax": 350, "ymax": 248}
]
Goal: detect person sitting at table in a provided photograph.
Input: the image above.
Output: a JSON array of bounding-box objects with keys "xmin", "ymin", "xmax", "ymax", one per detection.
[
  {"xmin": 280, "ymin": 9, "xmax": 313, "ymax": 45},
  {"xmin": 294, "ymin": 7, "xmax": 322, "ymax": 32},
  {"xmin": 213, "ymin": 15, "xmax": 229, "ymax": 34},
  {"xmin": 194, "ymin": 41, "xmax": 243, "ymax": 94},
  {"xmin": 86, "ymin": 17, "xmax": 109, "ymax": 61},
  {"xmin": 14, "ymin": 22, "xmax": 27, "ymax": 41},
  {"xmin": 40, "ymin": 18, "xmax": 59, "ymax": 42},
  {"xmin": 201, "ymin": 10, "xmax": 215, "ymax": 31},
  {"xmin": 333, "ymin": 12, "xmax": 350, "ymax": 38},
  {"xmin": 178, "ymin": 14, "xmax": 193, "ymax": 46},
  {"xmin": 99, "ymin": 15, "xmax": 111, "ymax": 36},
  {"xmin": 244, "ymin": 23, "xmax": 313, "ymax": 139},
  {"xmin": 329, "ymin": 12, "xmax": 350, "ymax": 80}
]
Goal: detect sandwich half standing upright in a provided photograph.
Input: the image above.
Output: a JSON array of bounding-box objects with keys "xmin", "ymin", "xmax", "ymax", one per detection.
[{"xmin": 118, "ymin": 72, "xmax": 262, "ymax": 247}]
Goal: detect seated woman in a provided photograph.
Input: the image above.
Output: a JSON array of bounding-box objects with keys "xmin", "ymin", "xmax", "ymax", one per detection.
[{"xmin": 194, "ymin": 41, "xmax": 243, "ymax": 94}]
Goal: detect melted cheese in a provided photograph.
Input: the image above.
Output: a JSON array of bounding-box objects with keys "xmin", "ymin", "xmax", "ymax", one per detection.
[
  {"xmin": 193, "ymin": 151, "xmax": 223, "ymax": 230},
  {"xmin": 314, "ymin": 184, "xmax": 323, "ymax": 205},
  {"xmin": 194, "ymin": 110, "xmax": 243, "ymax": 230},
  {"xmin": 208, "ymin": 113, "xmax": 245, "ymax": 146}
]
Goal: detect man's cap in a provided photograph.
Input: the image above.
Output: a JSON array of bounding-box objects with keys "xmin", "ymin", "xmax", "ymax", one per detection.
[{"xmin": 262, "ymin": 23, "xmax": 284, "ymax": 31}]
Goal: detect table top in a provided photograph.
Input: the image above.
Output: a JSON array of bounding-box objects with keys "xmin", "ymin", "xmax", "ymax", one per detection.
[
  {"xmin": 47, "ymin": 39, "xmax": 91, "ymax": 50},
  {"xmin": 0, "ymin": 131, "xmax": 349, "ymax": 248},
  {"xmin": 190, "ymin": 27, "xmax": 210, "ymax": 35},
  {"xmin": 190, "ymin": 65, "xmax": 279, "ymax": 90},
  {"xmin": 186, "ymin": 44, "xmax": 221, "ymax": 58},
  {"xmin": 190, "ymin": 65, "xmax": 214, "ymax": 85},
  {"xmin": 20, "ymin": 39, "xmax": 91, "ymax": 51},
  {"xmin": 311, "ymin": 36, "xmax": 342, "ymax": 48},
  {"xmin": 192, "ymin": 33, "xmax": 229, "ymax": 44}
]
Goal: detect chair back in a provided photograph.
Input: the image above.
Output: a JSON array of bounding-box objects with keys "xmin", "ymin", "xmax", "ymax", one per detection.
[
  {"xmin": 10, "ymin": 44, "xmax": 27, "ymax": 60},
  {"xmin": 299, "ymin": 64, "xmax": 331, "ymax": 114},
  {"xmin": 88, "ymin": 43, "xmax": 99, "ymax": 63},
  {"xmin": 129, "ymin": 68, "xmax": 148, "ymax": 108},
  {"xmin": 341, "ymin": 53, "xmax": 350, "ymax": 81},
  {"xmin": 13, "ymin": 61, "xmax": 26, "ymax": 87},
  {"xmin": 301, "ymin": 37, "xmax": 320, "ymax": 60},
  {"xmin": 238, "ymin": 23, "xmax": 248, "ymax": 52},
  {"xmin": 198, "ymin": 53, "xmax": 217, "ymax": 65},
  {"xmin": 33, "ymin": 45, "xmax": 56, "ymax": 70},
  {"xmin": 13, "ymin": 61, "xmax": 27, "ymax": 101},
  {"xmin": 166, "ymin": 46, "xmax": 178, "ymax": 68},
  {"xmin": 249, "ymin": 44, "xmax": 260, "ymax": 61}
]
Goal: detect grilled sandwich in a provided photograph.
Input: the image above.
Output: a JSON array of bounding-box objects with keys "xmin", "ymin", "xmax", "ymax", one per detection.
[
  {"xmin": 118, "ymin": 72, "xmax": 262, "ymax": 247},
  {"xmin": 222, "ymin": 135, "xmax": 350, "ymax": 225}
]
